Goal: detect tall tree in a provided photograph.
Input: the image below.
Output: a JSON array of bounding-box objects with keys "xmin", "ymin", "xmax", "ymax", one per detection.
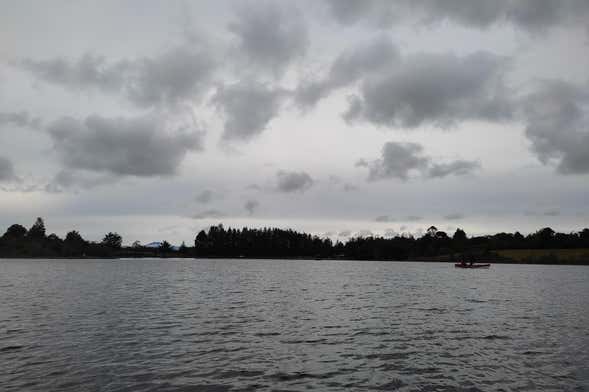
[
  {"xmin": 102, "ymin": 232, "xmax": 122, "ymax": 249},
  {"xmin": 27, "ymin": 217, "xmax": 46, "ymax": 239},
  {"xmin": 3, "ymin": 224, "xmax": 27, "ymax": 239}
]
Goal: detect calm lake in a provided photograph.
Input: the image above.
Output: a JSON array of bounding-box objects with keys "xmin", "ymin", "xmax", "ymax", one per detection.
[{"xmin": 1, "ymin": 259, "xmax": 588, "ymax": 391}]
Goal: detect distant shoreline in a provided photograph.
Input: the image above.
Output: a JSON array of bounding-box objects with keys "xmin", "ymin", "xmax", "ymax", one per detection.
[
  {"xmin": 2, "ymin": 255, "xmax": 588, "ymax": 266},
  {"xmin": 2, "ymin": 219, "xmax": 589, "ymax": 265}
]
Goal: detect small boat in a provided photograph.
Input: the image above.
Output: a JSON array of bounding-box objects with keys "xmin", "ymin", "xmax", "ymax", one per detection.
[{"xmin": 455, "ymin": 263, "xmax": 490, "ymax": 269}]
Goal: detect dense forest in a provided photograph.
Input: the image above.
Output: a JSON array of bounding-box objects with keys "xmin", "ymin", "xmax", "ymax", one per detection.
[{"xmin": 1, "ymin": 217, "xmax": 589, "ymax": 264}]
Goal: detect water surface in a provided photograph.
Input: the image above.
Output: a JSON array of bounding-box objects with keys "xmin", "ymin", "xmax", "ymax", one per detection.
[{"xmin": 1, "ymin": 259, "xmax": 588, "ymax": 391}]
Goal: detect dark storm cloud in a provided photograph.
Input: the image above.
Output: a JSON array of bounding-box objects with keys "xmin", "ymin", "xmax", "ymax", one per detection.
[
  {"xmin": 20, "ymin": 45, "xmax": 215, "ymax": 108},
  {"xmin": 362, "ymin": 142, "xmax": 481, "ymax": 181},
  {"xmin": 345, "ymin": 51, "xmax": 512, "ymax": 129},
  {"xmin": 46, "ymin": 114, "xmax": 204, "ymax": 177},
  {"xmin": 0, "ymin": 111, "xmax": 42, "ymax": 129},
  {"xmin": 276, "ymin": 170, "xmax": 314, "ymax": 193},
  {"xmin": 325, "ymin": 0, "xmax": 589, "ymax": 32},
  {"xmin": 193, "ymin": 209, "xmax": 225, "ymax": 219},
  {"xmin": 228, "ymin": 2, "xmax": 308, "ymax": 77},
  {"xmin": 213, "ymin": 82, "xmax": 287, "ymax": 141},
  {"xmin": 244, "ymin": 199, "xmax": 259, "ymax": 215},
  {"xmin": 295, "ymin": 35, "xmax": 399, "ymax": 108},
  {"xmin": 195, "ymin": 189, "xmax": 215, "ymax": 204},
  {"xmin": 522, "ymin": 80, "xmax": 589, "ymax": 175},
  {"xmin": 444, "ymin": 213, "xmax": 465, "ymax": 220},
  {"xmin": 0, "ymin": 157, "xmax": 18, "ymax": 182}
]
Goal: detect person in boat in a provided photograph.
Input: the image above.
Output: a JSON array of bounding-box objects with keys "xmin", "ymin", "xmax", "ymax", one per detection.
[{"xmin": 468, "ymin": 255, "xmax": 475, "ymax": 267}]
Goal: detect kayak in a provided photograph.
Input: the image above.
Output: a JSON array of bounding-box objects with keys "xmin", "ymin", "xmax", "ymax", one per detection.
[{"xmin": 455, "ymin": 263, "xmax": 490, "ymax": 269}]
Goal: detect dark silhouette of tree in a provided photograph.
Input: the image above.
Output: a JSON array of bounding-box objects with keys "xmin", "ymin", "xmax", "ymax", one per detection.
[
  {"xmin": 64, "ymin": 230, "xmax": 87, "ymax": 256},
  {"xmin": 46, "ymin": 233, "xmax": 63, "ymax": 255},
  {"xmin": 102, "ymin": 232, "xmax": 122, "ymax": 249},
  {"xmin": 27, "ymin": 217, "xmax": 46, "ymax": 239},
  {"xmin": 3, "ymin": 224, "xmax": 27, "ymax": 240},
  {"xmin": 179, "ymin": 241, "xmax": 188, "ymax": 255},
  {"xmin": 160, "ymin": 241, "xmax": 172, "ymax": 253}
]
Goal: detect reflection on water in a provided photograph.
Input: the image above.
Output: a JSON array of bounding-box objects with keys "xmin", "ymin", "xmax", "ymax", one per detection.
[{"xmin": 1, "ymin": 259, "xmax": 588, "ymax": 391}]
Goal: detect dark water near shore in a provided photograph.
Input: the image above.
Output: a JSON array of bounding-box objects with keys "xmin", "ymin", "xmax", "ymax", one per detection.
[{"xmin": 1, "ymin": 259, "xmax": 588, "ymax": 391}]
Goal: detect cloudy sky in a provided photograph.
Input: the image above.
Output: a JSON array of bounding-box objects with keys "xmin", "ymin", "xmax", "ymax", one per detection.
[{"xmin": 1, "ymin": 1, "xmax": 588, "ymax": 245}]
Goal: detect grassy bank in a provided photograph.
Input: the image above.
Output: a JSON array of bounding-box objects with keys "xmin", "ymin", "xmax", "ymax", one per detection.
[{"xmin": 494, "ymin": 248, "xmax": 589, "ymax": 264}]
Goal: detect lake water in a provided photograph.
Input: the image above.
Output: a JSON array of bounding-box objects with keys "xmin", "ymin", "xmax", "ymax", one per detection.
[{"xmin": 1, "ymin": 259, "xmax": 588, "ymax": 391}]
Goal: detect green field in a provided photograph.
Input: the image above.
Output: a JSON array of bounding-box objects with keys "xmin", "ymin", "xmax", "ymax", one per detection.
[{"xmin": 495, "ymin": 248, "xmax": 589, "ymax": 264}]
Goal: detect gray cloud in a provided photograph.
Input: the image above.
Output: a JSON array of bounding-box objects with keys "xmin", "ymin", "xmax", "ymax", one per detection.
[
  {"xmin": 375, "ymin": 215, "xmax": 395, "ymax": 222},
  {"xmin": 46, "ymin": 114, "xmax": 203, "ymax": 177},
  {"xmin": 444, "ymin": 213, "xmax": 465, "ymax": 220},
  {"xmin": 327, "ymin": 175, "xmax": 342, "ymax": 185},
  {"xmin": 125, "ymin": 46, "xmax": 215, "ymax": 108},
  {"xmin": 360, "ymin": 141, "xmax": 481, "ymax": 181},
  {"xmin": 345, "ymin": 51, "xmax": 512, "ymax": 129},
  {"xmin": 295, "ymin": 35, "xmax": 399, "ymax": 108},
  {"xmin": 544, "ymin": 209, "xmax": 560, "ymax": 216},
  {"xmin": 20, "ymin": 53, "xmax": 126, "ymax": 92},
  {"xmin": 193, "ymin": 209, "xmax": 225, "ymax": 220},
  {"xmin": 427, "ymin": 160, "xmax": 481, "ymax": 178},
  {"xmin": 213, "ymin": 82, "xmax": 286, "ymax": 141},
  {"xmin": 354, "ymin": 159, "xmax": 369, "ymax": 168},
  {"xmin": 343, "ymin": 183, "xmax": 358, "ymax": 192},
  {"xmin": 522, "ymin": 80, "xmax": 589, "ymax": 175},
  {"xmin": 276, "ymin": 170, "xmax": 314, "ymax": 193},
  {"xmin": 246, "ymin": 184, "xmax": 262, "ymax": 191},
  {"xmin": 365, "ymin": 142, "xmax": 429, "ymax": 181},
  {"xmin": 0, "ymin": 111, "xmax": 42, "ymax": 129},
  {"xmin": 0, "ymin": 157, "xmax": 18, "ymax": 182},
  {"xmin": 524, "ymin": 209, "xmax": 561, "ymax": 217},
  {"xmin": 326, "ymin": 0, "xmax": 397, "ymax": 27},
  {"xmin": 228, "ymin": 2, "xmax": 308, "ymax": 77},
  {"xmin": 326, "ymin": 0, "xmax": 589, "ymax": 32},
  {"xmin": 195, "ymin": 189, "xmax": 215, "ymax": 204},
  {"xmin": 244, "ymin": 199, "xmax": 259, "ymax": 215},
  {"xmin": 44, "ymin": 170, "xmax": 117, "ymax": 193},
  {"xmin": 20, "ymin": 45, "xmax": 215, "ymax": 108},
  {"xmin": 405, "ymin": 216, "xmax": 423, "ymax": 222}
]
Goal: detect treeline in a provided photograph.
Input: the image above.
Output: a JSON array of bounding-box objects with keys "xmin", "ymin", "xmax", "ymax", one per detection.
[
  {"xmin": 194, "ymin": 225, "xmax": 589, "ymax": 263},
  {"xmin": 1, "ymin": 218, "xmax": 589, "ymax": 264},
  {"xmin": 0, "ymin": 218, "xmax": 129, "ymax": 258}
]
